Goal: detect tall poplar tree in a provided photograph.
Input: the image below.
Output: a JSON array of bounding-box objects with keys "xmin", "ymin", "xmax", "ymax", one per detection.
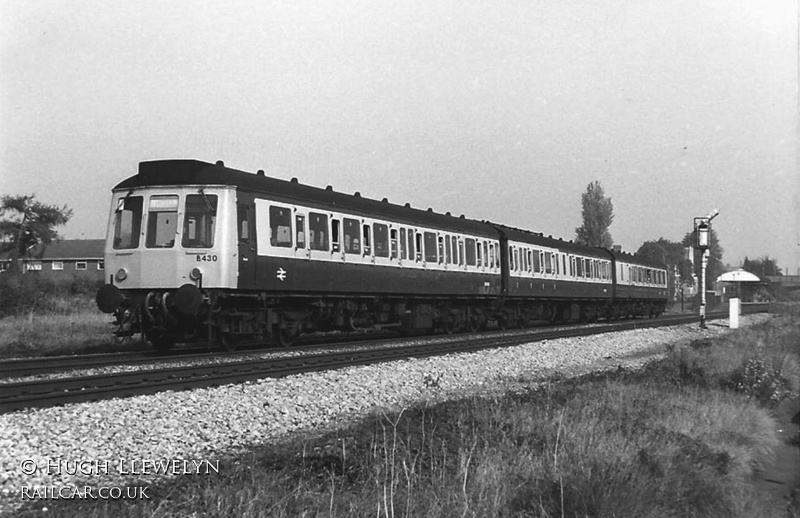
[{"xmin": 575, "ymin": 181, "xmax": 614, "ymax": 248}]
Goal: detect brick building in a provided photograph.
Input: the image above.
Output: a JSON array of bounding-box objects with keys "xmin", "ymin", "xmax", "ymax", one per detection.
[{"xmin": 0, "ymin": 239, "xmax": 105, "ymax": 281}]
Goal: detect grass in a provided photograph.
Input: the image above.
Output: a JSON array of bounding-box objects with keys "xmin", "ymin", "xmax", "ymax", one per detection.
[
  {"xmin": 0, "ymin": 299, "xmax": 131, "ymax": 358},
  {"xmin": 13, "ymin": 306, "xmax": 800, "ymax": 517},
  {"xmin": 0, "ymin": 274, "xmax": 140, "ymax": 358}
]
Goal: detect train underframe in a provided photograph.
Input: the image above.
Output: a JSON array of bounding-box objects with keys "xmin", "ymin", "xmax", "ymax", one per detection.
[{"xmin": 109, "ymin": 288, "xmax": 667, "ymax": 352}]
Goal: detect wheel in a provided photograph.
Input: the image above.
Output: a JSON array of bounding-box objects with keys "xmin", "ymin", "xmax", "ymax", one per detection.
[
  {"xmin": 466, "ymin": 311, "xmax": 480, "ymax": 333},
  {"xmin": 147, "ymin": 329, "xmax": 175, "ymax": 353},
  {"xmin": 443, "ymin": 317, "xmax": 456, "ymax": 335},
  {"xmin": 220, "ymin": 331, "xmax": 239, "ymax": 352},
  {"xmin": 274, "ymin": 324, "xmax": 296, "ymax": 347},
  {"xmin": 498, "ymin": 316, "xmax": 508, "ymax": 331}
]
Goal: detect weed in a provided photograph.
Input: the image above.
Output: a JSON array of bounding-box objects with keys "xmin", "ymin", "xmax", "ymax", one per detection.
[{"xmin": 723, "ymin": 357, "xmax": 793, "ymax": 407}]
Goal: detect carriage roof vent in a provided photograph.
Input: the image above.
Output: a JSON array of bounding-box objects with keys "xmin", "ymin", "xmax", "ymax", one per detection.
[
  {"xmin": 257, "ymin": 169, "xmax": 265, "ymax": 176},
  {"xmin": 382, "ymin": 197, "xmax": 388, "ymax": 203},
  {"xmin": 291, "ymin": 177, "xmax": 298, "ymax": 183},
  {"xmin": 427, "ymin": 207, "xmax": 433, "ymax": 212},
  {"xmin": 354, "ymin": 192, "xmax": 361, "ymax": 197},
  {"xmin": 404, "ymin": 203, "xmax": 411, "ymax": 208},
  {"xmin": 460, "ymin": 214, "xmax": 466, "ymax": 219},
  {"xmin": 215, "ymin": 160, "xmax": 224, "ymax": 166},
  {"xmin": 326, "ymin": 185, "xmax": 333, "ymax": 191},
  {"xmin": 446, "ymin": 211, "xmax": 451, "ymax": 216}
]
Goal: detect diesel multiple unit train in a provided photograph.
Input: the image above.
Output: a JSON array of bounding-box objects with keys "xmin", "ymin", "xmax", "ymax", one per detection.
[{"xmin": 96, "ymin": 159, "xmax": 669, "ymax": 351}]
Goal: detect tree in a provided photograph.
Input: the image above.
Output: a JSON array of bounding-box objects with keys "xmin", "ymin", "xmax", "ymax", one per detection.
[
  {"xmin": 635, "ymin": 238, "xmax": 693, "ymax": 300},
  {"xmin": 575, "ymin": 181, "xmax": 614, "ymax": 248},
  {"xmin": 0, "ymin": 195, "xmax": 73, "ymax": 272},
  {"xmin": 681, "ymin": 227, "xmax": 724, "ymax": 291},
  {"xmin": 742, "ymin": 256, "xmax": 783, "ymax": 279}
]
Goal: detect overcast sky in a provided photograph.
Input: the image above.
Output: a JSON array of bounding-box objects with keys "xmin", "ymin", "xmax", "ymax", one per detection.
[{"xmin": 1, "ymin": 0, "xmax": 797, "ymax": 272}]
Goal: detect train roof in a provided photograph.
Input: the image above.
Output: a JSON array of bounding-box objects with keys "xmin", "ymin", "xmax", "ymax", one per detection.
[
  {"xmin": 491, "ymin": 223, "xmax": 611, "ymax": 259},
  {"xmin": 610, "ymin": 249, "xmax": 667, "ymax": 269},
  {"xmin": 115, "ymin": 159, "xmax": 498, "ymax": 237}
]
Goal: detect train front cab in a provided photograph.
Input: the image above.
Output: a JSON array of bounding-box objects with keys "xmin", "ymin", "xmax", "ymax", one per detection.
[{"xmin": 96, "ymin": 185, "xmax": 238, "ymax": 349}]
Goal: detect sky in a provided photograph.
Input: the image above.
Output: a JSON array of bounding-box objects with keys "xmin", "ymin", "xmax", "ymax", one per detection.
[{"xmin": 1, "ymin": 0, "xmax": 798, "ymax": 272}]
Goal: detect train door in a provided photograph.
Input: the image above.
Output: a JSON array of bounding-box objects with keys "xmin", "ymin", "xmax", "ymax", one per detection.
[{"xmin": 236, "ymin": 192, "xmax": 257, "ymax": 288}]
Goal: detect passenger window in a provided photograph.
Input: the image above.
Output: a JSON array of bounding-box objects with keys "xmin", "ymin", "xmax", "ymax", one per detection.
[
  {"xmin": 509, "ymin": 246, "xmax": 515, "ymax": 271},
  {"xmin": 332, "ymin": 219, "xmax": 341, "ymax": 252},
  {"xmin": 309, "ymin": 212, "xmax": 329, "ymax": 251},
  {"xmin": 390, "ymin": 228, "xmax": 398, "ymax": 259},
  {"xmin": 445, "ymin": 236, "xmax": 452, "ymax": 264},
  {"xmin": 438, "ymin": 235, "xmax": 445, "ymax": 263},
  {"xmin": 374, "ymin": 223, "xmax": 389, "ymax": 258},
  {"xmin": 183, "ymin": 194, "xmax": 217, "ymax": 248},
  {"xmin": 362, "ymin": 224, "xmax": 371, "ymax": 255},
  {"xmin": 412, "ymin": 231, "xmax": 420, "ymax": 260},
  {"xmin": 295, "ymin": 214, "xmax": 306, "ymax": 249},
  {"xmin": 576, "ymin": 257, "xmax": 583, "ymax": 277},
  {"xmin": 533, "ymin": 250, "xmax": 540, "ymax": 273},
  {"xmin": 113, "ymin": 196, "xmax": 143, "ymax": 249},
  {"xmin": 489, "ymin": 243, "xmax": 495, "ymax": 268},
  {"xmin": 465, "ymin": 238, "xmax": 476, "ymax": 266},
  {"xmin": 414, "ymin": 232, "xmax": 422, "ymax": 261},
  {"xmin": 451, "ymin": 237, "xmax": 458, "ymax": 264},
  {"xmin": 344, "ymin": 218, "xmax": 360, "ymax": 254},
  {"xmin": 269, "ymin": 206, "xmax": 292, "ymax": 248},
  {"xmin": 459, "ymin": 239, "xmax": 465, "ymax": 266},
  {"xmin": 146, "ymin": 195, "xmax": 179, "ymax": 248},
  {"xmin": 424, "ymin": 232, "xmax": 437, "ymax": 262},
  {"xmin": 400, "ymin": 228, "xmax": 407, "ymax": 259},
  {"xmin": 476, "ymin": 241, "xmax": 482, "ymax": 267},
  {"xmin": 545, "ymin": 253, "xmax": 553, "ymax": 274},
  {"xmin": 237, "ymin": 204, "xmax": 249, "ymax": 244}
]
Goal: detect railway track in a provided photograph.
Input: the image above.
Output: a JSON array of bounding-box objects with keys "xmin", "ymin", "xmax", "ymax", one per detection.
[
  {"xmin": 0, "ymin": 332, "xmax": 397, "ymax": 379},
  {"xmin": 0, "ymin": 309, "xmax": 761, "ymax": 414}
]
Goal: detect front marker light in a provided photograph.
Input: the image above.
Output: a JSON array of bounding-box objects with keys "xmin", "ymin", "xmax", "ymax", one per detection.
[
  {"xmin": 189, "ymin": 267, "xmax": 203, "ymax": 281},
  {"xmin": 115, "ymin": 268, "xmax": 128, "ymax": 282}
]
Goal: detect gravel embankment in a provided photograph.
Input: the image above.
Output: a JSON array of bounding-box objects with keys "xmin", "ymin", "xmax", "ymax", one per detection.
[{"xmin": 0, "ymin": 315, "xmax": 770, "ymax": 512}]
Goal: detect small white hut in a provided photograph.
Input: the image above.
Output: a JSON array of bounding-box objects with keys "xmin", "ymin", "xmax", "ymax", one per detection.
[{"xmin": 716, "ymin": 269, "xmax": 761, "ymax": 302}]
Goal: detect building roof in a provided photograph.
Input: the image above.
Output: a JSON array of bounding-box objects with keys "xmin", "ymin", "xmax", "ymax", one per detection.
[
  {"xmin": 716, "ymin": 269, "xmax": 761, "ymax": 283},
  {"xmin": 27, "ymin": 239, "xmax": 105, "ymax": 260}
]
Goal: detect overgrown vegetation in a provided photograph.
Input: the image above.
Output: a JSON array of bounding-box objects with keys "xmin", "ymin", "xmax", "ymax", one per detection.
[
  {"xmin": 0, "ymin": 273, "xmax": 125, "ymax": 358},
  {"xmin": 18, "ymin": 308, "xmax": 799, "ymax": 517}
]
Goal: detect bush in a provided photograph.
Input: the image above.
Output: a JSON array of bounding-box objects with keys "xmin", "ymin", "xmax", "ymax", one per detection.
[{"xmin": 723, "ymin": 357, "xmax": 794, "ymax": 407}]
